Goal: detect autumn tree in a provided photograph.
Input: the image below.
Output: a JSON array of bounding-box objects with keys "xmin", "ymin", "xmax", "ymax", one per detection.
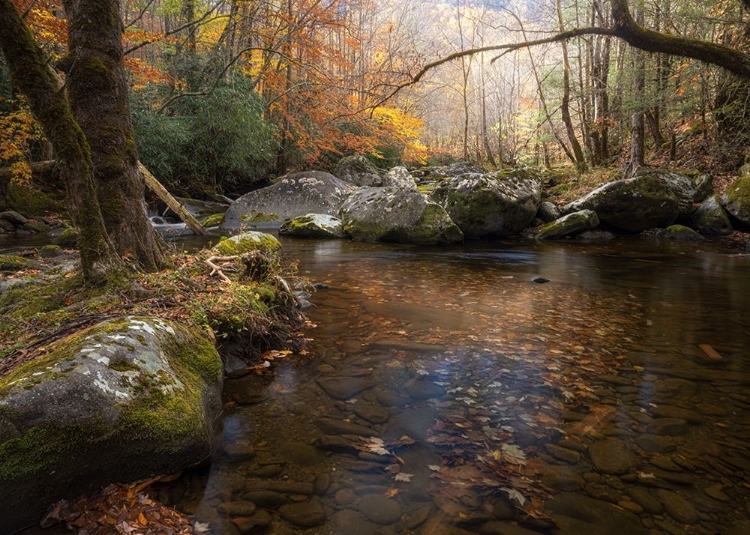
[{"xmin": 0, "ymin": 0, "xmax": 168, "ymax": 280}]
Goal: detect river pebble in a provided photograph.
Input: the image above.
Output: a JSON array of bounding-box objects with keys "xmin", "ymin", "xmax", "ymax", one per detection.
[
  {"xmin": 278, "ymin": 497, "xmax": 326, "ymax": 527},
  {"xmin": 357, "ymin": 494, "xmax": 403, "ymax": 525},
  {"xmin": 588, "ymin": 439, "xmax": 637, "ymax": 474},
  {"xmin": 656, "ymin": 489, "xmax": 698, "ymax": 524}
]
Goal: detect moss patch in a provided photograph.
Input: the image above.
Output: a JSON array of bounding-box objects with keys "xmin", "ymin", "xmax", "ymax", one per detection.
[
  {"xmin": 5, "ymin": 180, "xmax": 62, "ymax": 216},
  {"xmin": 0, "ymin": 422, "xmax": 110, "ymax": 481},
  {"xmin": 212, "ymin": 232, "xmax": 282, "ymax": 256},
  {"xmin": 0, "ymin": 254, "xmax": 30, "ymax": 271}
]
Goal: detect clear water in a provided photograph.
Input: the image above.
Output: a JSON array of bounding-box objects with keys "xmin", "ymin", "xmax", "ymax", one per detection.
[
  {"xmin": 178, "ymin": 237, "xmax": 750, "ymax": 535},
  {"xmin": 4, "ymin": 234, "xmax": 749, "ymax": 534}
]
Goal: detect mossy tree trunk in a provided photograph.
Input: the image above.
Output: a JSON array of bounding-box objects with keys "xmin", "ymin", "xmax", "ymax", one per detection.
[
  {"xmin": 0, "ymin": 0, "xmax": 122, "ymax": 284},
  {"xmin": 61, "ymin": 0, "xmax": 165, "ymax": 271}
]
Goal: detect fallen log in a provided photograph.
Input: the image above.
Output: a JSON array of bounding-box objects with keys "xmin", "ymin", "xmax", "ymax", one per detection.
[{"xmin": 138, "ymin": 161, "xmax": 209, "ymax": 236}]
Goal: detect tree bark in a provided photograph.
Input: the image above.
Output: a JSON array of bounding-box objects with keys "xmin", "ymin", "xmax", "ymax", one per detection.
[
  {"xmin": 62, "ymin": 0, "xmax": 164, "ymax": 271},
  {"xmin": 0, "ymin": 0, "xmax": 122, "ymax": 284},
  {"xmin": 557, "ymin": 0, "xmax": 587, "ymax": 172}
]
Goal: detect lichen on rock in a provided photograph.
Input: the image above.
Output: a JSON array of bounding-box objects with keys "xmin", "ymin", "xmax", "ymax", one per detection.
[{"xmin": 0, "ymin": 316, "xmax": 222, "ymax": 532}]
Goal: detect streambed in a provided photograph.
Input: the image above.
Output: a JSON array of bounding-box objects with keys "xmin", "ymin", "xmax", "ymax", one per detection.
[{"xmin": 167, "ymin": 237, "xmax": 750, "ymax": 535}]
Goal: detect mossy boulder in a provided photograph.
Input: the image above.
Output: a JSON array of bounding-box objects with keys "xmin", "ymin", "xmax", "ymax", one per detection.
[
  {"xmin": 280, "ymin": 214, "xmax": 346, "ymax": 239},
  {"xmin": 538, "ymin": 201, "xmax": 561, "ymax": 223},
  {"xmin": 721, "ymin": 175, "xmax": 750, "ymax": 227},
  {"xmin": 201, "ymin": 212, "xmax": 225, "ymax": 227},
  {"xmin": 383, "ymin": 166, "xmax": 418, "ymax": 190},
  {"xmin": 223, "ymin": 171, "xmax": 354, "ymax": 229},
  {"xmin": 334, "ymin": 155, "xmax": 384, "ymax": 187},
  {"xmin": 0, "ymin": 316, "xmax": 222, "ymax": 532},
  {"xmin": 54, "ymin": 226, "xmax": 79, "ymax": 247},
  {"xmin": 212, "ymin": 231, "xmax": 282, "ymax": 256},
  {"xmin": 536, "ymin": 210, "xmax": 600, "ymax": 239},
  {"xmin": 636, "ymin": 169, "xmax": 698, "ymax": 221},
  {"xmin": 429, "ymin": 168, "xmax": 542, "ymax": 238},
  {"xmin": 563, "ymin": 175, "xmax": 680, "ymax": 232},
  {"xmin": 692, "ymin": 196, "xmax": 733, "ymax": 236},
  {"xmin": 658, "ymin": 224, "xmax": 705, "ymax": 241},
  {"xmin": 340, "ymin": 187, "xmax": 463, "ymax": 245},
  {"xmin": 0, "ymin": 254, "xmax": 31, "ymax": 272},
  {"xmin": 4, "ymin": 181, "xmax": 61, "ymax": 216}
]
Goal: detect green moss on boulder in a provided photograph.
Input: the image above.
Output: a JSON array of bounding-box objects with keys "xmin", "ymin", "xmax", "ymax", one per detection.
[
  {"xmin": 0, "ymin": 254, "xmax": 30, "ymax": 272},
  {"xmin": 0, "ymin": 316, "xmax": 222, "ymax": 531},
  {"xmin": 212, "ymin": 231, "xmax": 282, "ymax": 256},
  {"xmin": 721, "ymin": 175, "xmax": 750, "ymax": 226}
]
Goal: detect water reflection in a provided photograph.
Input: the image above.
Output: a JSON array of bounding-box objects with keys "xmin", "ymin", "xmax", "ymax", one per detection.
[{"xmin": 167, "ymin": 238, "xmax": 750, "ymax": 533}]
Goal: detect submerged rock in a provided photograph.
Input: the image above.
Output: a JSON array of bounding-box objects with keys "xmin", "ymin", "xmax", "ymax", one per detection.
[
  {"xmin": 280, "ymin": 213, "xmax": 346, "ymax": 239},
  {"xmin": 340, "ymin": 187, "xmax": 463, "ymax": 245},
  {"xmin": 222, "ymin": 171, "xmax": 354, "ymax": 229},
  {"xmin": 563, "ymin": 174, "xmax": 680, "ymax": 232},
  {"xmin": 0, "ymin": 316, "xmax": 222, "ymax": 532},
  {"xmin": 430, "ymin": 168, "xmax": 542, "ymax": 238}
]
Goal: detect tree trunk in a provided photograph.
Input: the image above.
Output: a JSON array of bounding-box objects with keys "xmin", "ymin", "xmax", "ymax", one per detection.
[
  {"xmin": 62, "ymin": 0, "xmax": 164, "ymax": 271},
  {"xmin": 625, "ymin": 1, "xmax": 646, "ymax": 176},
  {"xmin": 0, "ymin": 0, "xmax": 122, "ymax": 284},
  {"xmin": 557, "ymin": 0, "xmax": 587, "ymax": 172}
]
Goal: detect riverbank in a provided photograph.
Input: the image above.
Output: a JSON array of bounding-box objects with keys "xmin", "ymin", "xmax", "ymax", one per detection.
[{"xmin": 0, "ymin": 237, "xmax": 308, "ymax": 533}]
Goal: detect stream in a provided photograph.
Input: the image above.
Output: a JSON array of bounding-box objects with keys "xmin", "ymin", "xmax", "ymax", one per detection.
[
  {"xmin": 3, "ymin": 233, "xmax": 750, "ymax": 534},
  {"xmin": 166, "ymin": 236, "xmax": 750, "ymax": 535}
]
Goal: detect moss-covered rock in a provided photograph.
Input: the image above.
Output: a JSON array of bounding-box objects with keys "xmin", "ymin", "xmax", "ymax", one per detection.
[
  {"xmin": 38, "ymin": 245, "xmax": 64, "ymax": 258},
  {"xmin": 692, "ymin": 196, "xmax": 733, "ymax": 236},
  {"xmin": 536, "ymin": 210, "xmax": 600, "ymax": 239},
  {"xmin": 721, "ymin": 175, "xmax": 750, "ymax": 227},
  {"xmin": 429, "ymin": 167, "xmax": 542, "ymax": 238},
  {"xmin": 382, "ymin": 166, "xmax": 418, "ymax": 190},
  {"xmin": 212, "ymin": 231, "xmax": 282, "ymax": 256},
  {"xmin": 0, "ymin": 316, "xmax": 222, "ymax": 532},
  {"xmin": 201, "ymin": 212, "xmax": 225, "ymax": 227},
  {"xmin": 334, "ymin": 155, "xmax": 384, "ymax": 187},
  {"xmin": 280, "ymin": 213, "xmax": 346, "ymax": 239},
  {"xmin": 658, "ymin": 225, "xmax": 705, "ymax": 241},
  {"xmin": 4, "ymin": 180, "xmax": 61, "ymax": 216},
  {"xmin": 54, "ymin": 226, "xmax": 79, "ymax": 247},
  {"xmin": 0, "ymin": 254, "xmax": 31, "ymax": 272},
  {"xmin": 340, "ymin": 187, "xmax": 463, "ymax": 245},
  {"xmin": 636, "ymin": 169, "xmax": 698, "ymax": 221},
  {"xmin": 563, "ymin": 175, "xmax": 680, "ymax": 232}
]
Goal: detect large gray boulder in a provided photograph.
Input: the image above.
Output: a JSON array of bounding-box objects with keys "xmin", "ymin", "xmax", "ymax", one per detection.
[
  {"xmin": 721, "ymin": 175, "xmax": 750, "ymax": 227},
  {"xmin": 383, "ymin": 166, "xmax": 418, "ymax": 190},
  {"xmin": 340, "ymin": 187, "xmax": 463, "ymax": 245},
  {"xmin": 692, "ymin": 195, "xmax": 733, "ymax": 236},
  {"xmin": 222, "ymin": 171, "xmax": 354, "ymax": 229},
  {"xmin": 429, "ymin": 168, "xmax": 542, "ymax": 238},
  {"xmin": 563, "ymin": 175, "xmax": 680, "ymax": 232},
  {"xmin": 536, "ymin": 210, "xmax": 600, "ymax": 239},
  {"xmin": 0, "ymin": 316, "xmax": 222, "ymax": 531},
  {"xmin": 334, "ymin": 155, "xmax": 384, "ymax": 187},
  {"xmin": 637, "ymin": 169, "xmax": 698, "ymax": 220}
]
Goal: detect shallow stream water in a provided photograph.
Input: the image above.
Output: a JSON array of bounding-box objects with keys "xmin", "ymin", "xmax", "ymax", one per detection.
[
  {"xmin": 166, "ymin": 236, "xmax": 750, "ymax": 535},
  {"xmin": 4, "ymin": 233, "xmax": 750, "ymax": 534}
]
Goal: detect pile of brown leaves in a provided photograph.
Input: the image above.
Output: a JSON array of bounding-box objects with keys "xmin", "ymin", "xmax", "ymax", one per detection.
[{"xmin": 42, "ymin": 479, "xmax": 194, "ymax": 535}]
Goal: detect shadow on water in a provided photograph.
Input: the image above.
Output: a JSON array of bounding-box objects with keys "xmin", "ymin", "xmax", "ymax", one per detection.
[{"xmin": 156, "ymin": 236, "xmax": 750, "ymax": 535}]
